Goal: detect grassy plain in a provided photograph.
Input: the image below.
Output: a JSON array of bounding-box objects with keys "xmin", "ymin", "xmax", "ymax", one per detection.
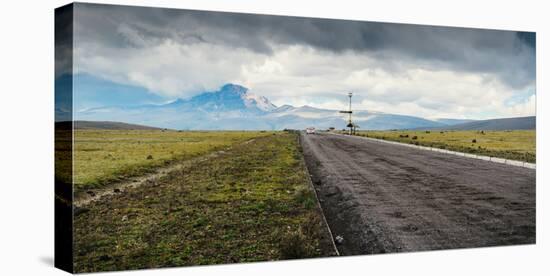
[
  {"xmin": 74, "ymin": 132, "xmax": 333, "ymax": 272},
  {"xmin": 73, "ymin": 130, "xmax": 270, "ymax": 191},
  {"xmin": 358, "ymin": 130, "xmax": 535, "ymax": 163}
]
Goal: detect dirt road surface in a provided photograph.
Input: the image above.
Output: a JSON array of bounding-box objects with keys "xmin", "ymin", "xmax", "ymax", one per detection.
[{"xmin": 300, "ymin": 132, "xmax": 535, "ymax": 255}]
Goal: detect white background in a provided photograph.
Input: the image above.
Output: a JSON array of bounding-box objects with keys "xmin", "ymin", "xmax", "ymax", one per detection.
[{"xmin": 0, "ymin": 0, "xmax": 547, "ymax": 275}]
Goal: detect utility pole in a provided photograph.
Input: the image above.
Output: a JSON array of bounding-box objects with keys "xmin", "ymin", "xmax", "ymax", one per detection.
[
  {"xmin": 339, "ymin": 92, "xmax": 353, "ymax": 135},
  {"xmin": 348, "ymin": 92, "xmax": 353, "ymax": 134}
]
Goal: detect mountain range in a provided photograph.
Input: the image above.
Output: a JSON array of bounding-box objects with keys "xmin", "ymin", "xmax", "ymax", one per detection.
[{"xmin": 72, "ymin": 82, "xmax": 534, "ymax": 131}]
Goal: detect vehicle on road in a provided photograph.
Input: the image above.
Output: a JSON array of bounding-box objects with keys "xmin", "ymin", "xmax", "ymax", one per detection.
[{"xmin": 306, "ymin": 127, "xmax": 316, "ymax": 134}]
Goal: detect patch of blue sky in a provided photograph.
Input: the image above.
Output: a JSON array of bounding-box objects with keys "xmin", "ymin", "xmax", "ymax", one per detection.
[
  {"xmin": 71, "ymin": 73, "xmax": 168, "ymax": 111},
  {"xmin": 504, "ymin": 87, "xmax": 535, "ymax": 107}
]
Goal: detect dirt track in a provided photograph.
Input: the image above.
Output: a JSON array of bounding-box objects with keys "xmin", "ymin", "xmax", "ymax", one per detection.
[
  {"xmin": 300, "ymin": 132, "xmax": 535, "ymax": 255},
  {"xmin": 74, "ymin": 139, "xmax": 258, "ymax": 207}
]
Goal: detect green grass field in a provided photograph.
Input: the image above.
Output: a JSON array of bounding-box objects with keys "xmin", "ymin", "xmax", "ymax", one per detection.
[
  {"xmin": 357, "ymin": 130, "xmax": 535, "ymax": 163},
  {"xmin": 73, "ymin": 130, "xmax": 270, "ymax": 191},
  {"xmin": 74, "ymin": 132, "xmax": 333, "ymax": 272}
]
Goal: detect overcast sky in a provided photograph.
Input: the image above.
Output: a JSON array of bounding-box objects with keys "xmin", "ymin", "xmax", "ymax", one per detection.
[{"xmin": 72, "ymin": 3, "xmax": 536, "ymax": 119}]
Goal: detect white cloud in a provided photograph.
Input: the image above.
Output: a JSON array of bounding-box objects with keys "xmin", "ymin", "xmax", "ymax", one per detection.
[
  {"xmin": 74, "ymin": 38, "xmax": 535, "ymax": 119},
  {"xmin": 74, "ymin": 39, "xmax": 267, "ymax": 98},
  {"xmin": 503, "ymin": 94, "xmax": 536, "ymax": 117},
  {"xmin": 237, "ymin": 46, "xmax": 534, "ymax": 119}
]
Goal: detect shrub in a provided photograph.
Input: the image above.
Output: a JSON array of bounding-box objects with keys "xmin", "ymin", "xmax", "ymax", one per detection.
[
  {"xmin": 280, "ymin": 229, "xmax": 314, "ymax": 259},
  {"xmin": 294, "ymin": 187, "xmax": 316, "ymax": 209},
  {"xmin": 412, "ymin": 136, "xmax": 418, "ymax": 140},
  {"xmin": 146, "ymin": 154, "xmax": 153, "ymax": 160},
  {"xmin": 472, "ymin": 139, "xmax": 477, "ymax": 143}
]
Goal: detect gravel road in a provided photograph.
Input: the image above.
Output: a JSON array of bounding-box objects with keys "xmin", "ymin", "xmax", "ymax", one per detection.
[{"xmin": 300, "ymin": 132, "xmax": 535, "ymax": 255}]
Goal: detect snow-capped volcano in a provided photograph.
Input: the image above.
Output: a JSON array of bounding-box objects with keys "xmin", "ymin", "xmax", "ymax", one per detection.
[
  {"xmin": 173, "ymin": 83, "xmax": 276, "ymax": 113},
  {"xmin": 241, "ymin": 90, "xmax": 276, "ymax": 112}
]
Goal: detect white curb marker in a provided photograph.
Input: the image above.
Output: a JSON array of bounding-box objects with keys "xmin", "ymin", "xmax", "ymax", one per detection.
[{"xmin": 329, "ymin": 132, "xmax": 535, "ymax": 170}]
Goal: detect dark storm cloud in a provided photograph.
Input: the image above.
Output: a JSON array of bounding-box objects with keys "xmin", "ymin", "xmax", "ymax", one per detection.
[
  {"xmin": 74, "ymin": 3, "xmax": 535, "ymax": 89},
  {"xmin": 55, "ymin": 4, "xmax": 76, "ymax": 79},
  {"xmin": 516, "ymin": 32, "xmax": 536, "ymax": 49}
]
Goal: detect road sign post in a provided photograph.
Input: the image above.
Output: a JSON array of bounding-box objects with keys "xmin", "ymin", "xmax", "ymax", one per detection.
[{"xmin": 339, "ymin": 92, "xmax": 353, "ymax": 135}]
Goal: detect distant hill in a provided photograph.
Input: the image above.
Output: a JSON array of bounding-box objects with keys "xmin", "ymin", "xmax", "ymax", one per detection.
[
  {"xmin": 434, "ymin": 118, "xmax": 476, "ymax": 125},
  {"xmin": 429, "ymin": 116, "xmax": 535, "ymax": 130},
  {"xmin": 56, "ymin": 121, "xmax": 163, "ymax": 130}
]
